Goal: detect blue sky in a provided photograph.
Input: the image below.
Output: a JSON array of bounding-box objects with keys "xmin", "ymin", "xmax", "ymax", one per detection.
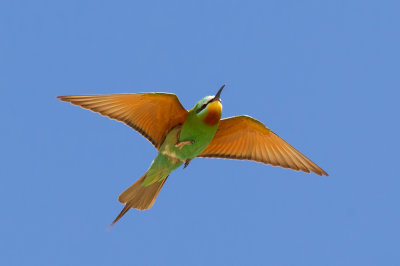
[{"xmin": 1, "ymin": 1, "xmax": 399, "ymax": 265}]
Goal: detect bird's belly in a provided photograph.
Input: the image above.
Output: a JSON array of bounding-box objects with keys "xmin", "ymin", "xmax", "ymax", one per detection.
[
  {"xmin": 159, "ymin": 123, "xmax": 218, "ymax": 163},
  {"xmin": 158, "ymin": 126, "xmax": 185, "ymax": 164},
  {"xmin": 176, "ymin": 125, "xmax": 218, "ymax": 161},
  {"xmin": 177, "ymin": 137, "xmax": 210, "ymax": 160}
]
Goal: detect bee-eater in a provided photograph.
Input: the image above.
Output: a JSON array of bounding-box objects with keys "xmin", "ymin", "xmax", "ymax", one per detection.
[{"xmin": 58, "ymin": 85, "xmax": 327, "ymax": 226}]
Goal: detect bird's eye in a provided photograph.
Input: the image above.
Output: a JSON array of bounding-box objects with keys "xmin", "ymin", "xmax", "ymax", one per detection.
[{"xmin": 196, "ymin": 103, "xmax": 207, "ymax": 113}]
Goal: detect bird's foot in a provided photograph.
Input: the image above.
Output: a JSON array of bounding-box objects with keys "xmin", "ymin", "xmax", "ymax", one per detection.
[{"xmin": 175, "ymin": 140, "xmax": 194, "ymax": 150}]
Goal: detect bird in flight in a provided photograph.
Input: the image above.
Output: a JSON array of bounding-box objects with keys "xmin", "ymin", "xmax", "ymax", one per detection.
[{"xmin": 58, "ymin": 85, "xmax": 327, "ymax": 226}]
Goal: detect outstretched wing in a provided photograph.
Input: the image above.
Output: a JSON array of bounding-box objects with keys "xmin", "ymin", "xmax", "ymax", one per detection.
[
  {"xmin": 199, "ymin": 115, "xmax": 328, "ymax": 176},
  {"xmin": 58, "ymin": 93, "xmax": 188, "ymax": 149}
]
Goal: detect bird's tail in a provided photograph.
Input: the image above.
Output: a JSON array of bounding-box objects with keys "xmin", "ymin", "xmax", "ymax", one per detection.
[{"xmin": 110, "ymin": 172, "xmax": 168, "ymax": 227}]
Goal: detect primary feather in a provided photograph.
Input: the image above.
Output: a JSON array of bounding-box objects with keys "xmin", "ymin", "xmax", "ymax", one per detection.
[
  {"xmin": 57, "ymin": 93, "xmax": 187, "ymax": 149},
  {"xmin": 199, "ymin": 115, "xmax": 328, "ymax": 176}
]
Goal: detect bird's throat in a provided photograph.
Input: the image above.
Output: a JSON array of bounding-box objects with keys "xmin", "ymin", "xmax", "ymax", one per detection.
[{"xmin": 203, "ymin": 101, "xmax": 222, "ymax": 126}]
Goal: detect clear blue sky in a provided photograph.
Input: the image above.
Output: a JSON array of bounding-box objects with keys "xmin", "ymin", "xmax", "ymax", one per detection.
[{"xmin": 1, "ymin": 1, "xmax": 399, "ymax": 265}]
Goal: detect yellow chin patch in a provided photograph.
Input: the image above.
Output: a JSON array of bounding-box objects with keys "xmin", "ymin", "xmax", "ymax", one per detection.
[{"xmin": 203, "ymin": 101, "xmax": 222, "ymax": 126}]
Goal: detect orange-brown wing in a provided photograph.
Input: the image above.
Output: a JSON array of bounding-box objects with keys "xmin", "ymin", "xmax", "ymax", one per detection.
[
  {"xmin": 57, "ymin": 93, "xmax": 188, "ymax": 149},
  {"xmin": 199, "ymin": 115, "xmax": 328, "ymax": 176}
]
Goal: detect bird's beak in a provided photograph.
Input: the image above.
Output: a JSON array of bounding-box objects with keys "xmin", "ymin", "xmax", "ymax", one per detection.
[{"xmin": 212, "ymin": 84, "xmax": 225, "ymax": 102}]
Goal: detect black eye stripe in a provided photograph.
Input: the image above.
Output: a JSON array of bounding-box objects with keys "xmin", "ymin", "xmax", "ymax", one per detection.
[
  {"xmin": 196, "ymin": 100, "xmax": 212, "ymax": 113},
  {"xmin": 196, "ymin": 104, "xmax": 207, "ymax": 113}
]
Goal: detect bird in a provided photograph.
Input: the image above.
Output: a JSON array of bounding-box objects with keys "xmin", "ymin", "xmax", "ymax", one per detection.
[{"xmin": 57, "ymin": 84, "xmax": 328, "ymax": 226}]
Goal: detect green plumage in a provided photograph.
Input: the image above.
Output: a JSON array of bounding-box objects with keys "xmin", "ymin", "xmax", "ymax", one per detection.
[{"xmin": 141, "ymin": 97, "xmax": 220, "ymax": 186}]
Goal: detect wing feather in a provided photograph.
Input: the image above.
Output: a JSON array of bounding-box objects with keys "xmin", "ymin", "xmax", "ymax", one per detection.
[
  {"xmin": 58, "ymin": 93, "xmax": 188, "ymax": 149},
  {"xmin": 199, "ymin": 115, "xmax": 328, "ymax": 176}
]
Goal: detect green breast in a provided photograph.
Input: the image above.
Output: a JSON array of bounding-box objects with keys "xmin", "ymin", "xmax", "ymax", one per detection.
[{"xmin": 176, "ymin": 112, "xmax": 219, "ymax": 160}]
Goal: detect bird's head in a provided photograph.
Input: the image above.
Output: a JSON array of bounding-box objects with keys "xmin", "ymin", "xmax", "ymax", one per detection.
[{"xmin": 192, "ymin": 84, "xmax": 224, "ymax": 126}]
